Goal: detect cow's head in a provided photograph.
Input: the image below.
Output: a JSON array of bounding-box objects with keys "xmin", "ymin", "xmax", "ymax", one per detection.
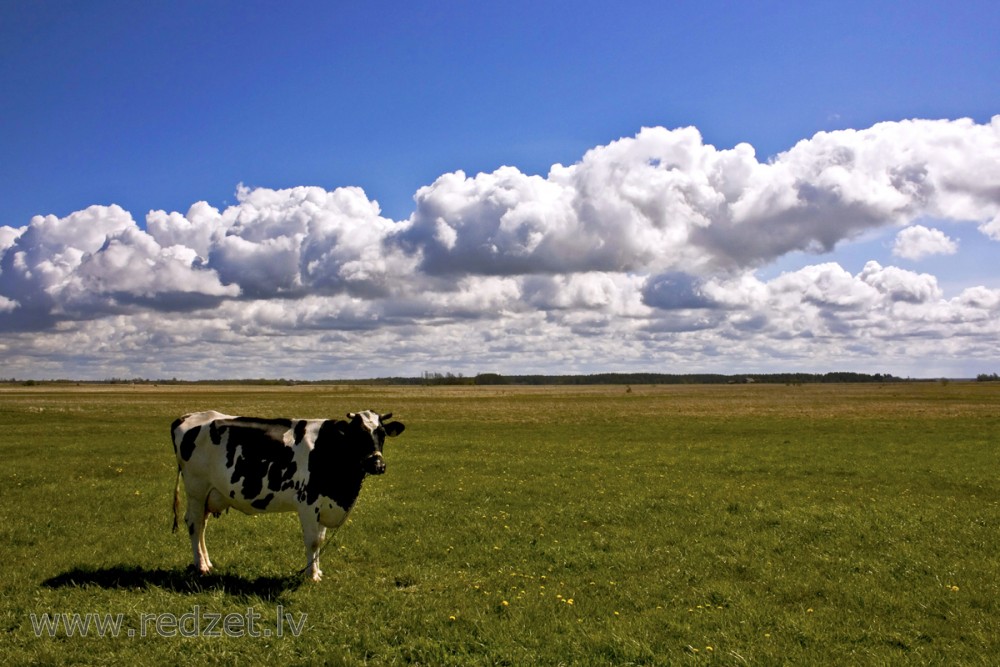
[{"xmin": 345, "ymin": 410, "xmax": 405, "ymax": 475}]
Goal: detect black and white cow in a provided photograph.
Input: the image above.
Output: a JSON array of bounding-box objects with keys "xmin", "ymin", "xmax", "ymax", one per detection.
[{"xmin": 171, "ymin": 410, "xmax": 404, "ymax": 581}]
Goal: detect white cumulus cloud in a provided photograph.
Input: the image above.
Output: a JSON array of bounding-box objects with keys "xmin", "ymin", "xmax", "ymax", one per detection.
[
  {"xmin": 0, "ymin": 205, "xmax": 237, "ymax": 329},
  {"xmin": 892, "ymin": 225, "xmax": 959, "ymax": 260},
  {"xmin": 397, "ymin": 116, "xmax": 1000, "ymax": 277}
]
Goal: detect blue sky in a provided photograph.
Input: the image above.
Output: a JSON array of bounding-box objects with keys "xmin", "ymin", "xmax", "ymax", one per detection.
[{"xmin": 1, "ymin": 1, "xmax": 998, "ymax": 379}]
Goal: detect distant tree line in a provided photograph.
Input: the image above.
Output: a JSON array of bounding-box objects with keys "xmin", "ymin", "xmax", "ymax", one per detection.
[
  {"xmin": 977, "ymin": 373, "xmax": 1000, "ymax": 382},
  {"xmin": 8, "ymin": 371, "xmax": 977, "ymax": 386},
  {"xmin": 330, "ymin": 371, "xmax": 907, "ymax": 386},
  {"xmin": 467, "ymin": 372, "xmax": 903, "ymax": 385}
]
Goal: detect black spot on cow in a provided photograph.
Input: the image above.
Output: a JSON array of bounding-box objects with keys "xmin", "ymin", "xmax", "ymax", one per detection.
[
  {"xmin": 232, "ymin": 416, "xmax": 294, "ymax": 429},
  {"xmin": 294, "ymin": 420, "xmax": 307, "ymax": 445},
  {"xmin": 251, "ymin": 493, "xmax": 274, "ymax": 510},
  {"xmin": 179, "ymin": 425, "xmax": 201, "ymax": 462},
  {"xmin": 220, "ymin": 423, "xmax": 297, "ymax": 501},
  {"xmin": 268, "ymin": 459, "xmax": 296, "ymax": 494},
  {"xmin": 170, "ymin": 418, "xmax": 183, "ymax": 457},
  {"xmin": 304, "ymin": 419, "xmax": 371, "ymax": 511},
  {"xmin": 279, "ymin": 472, "xmax": 297, "ymax": 492},
  {"xmin": 210, "ymin": 421, "xmax": 223, "ymax": 445},
  {"xmin": 224, "ymin": 429, "xmax": 237, "ymax": 468}
]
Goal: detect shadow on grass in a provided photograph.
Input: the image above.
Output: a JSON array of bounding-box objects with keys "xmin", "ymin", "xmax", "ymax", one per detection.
[{"xmin": 42, "ymin": 565, "xmax": 304, "ymax": 601}]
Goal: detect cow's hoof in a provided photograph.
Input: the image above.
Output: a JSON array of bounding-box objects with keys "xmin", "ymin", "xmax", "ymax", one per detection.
[{"xmin": 310, "ymin": 570, "xmax": 323, "ymax": 582}]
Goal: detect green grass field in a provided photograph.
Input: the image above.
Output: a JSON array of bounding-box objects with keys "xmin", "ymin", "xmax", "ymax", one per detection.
[{"xmin": 2, "ymin": 382, "xmax": 999, "ymax": 665}]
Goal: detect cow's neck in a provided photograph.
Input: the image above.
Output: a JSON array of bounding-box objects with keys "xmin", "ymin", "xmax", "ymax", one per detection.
[{"xmin": 305, "ymin": 435, "xmax": 368, "ymax": 511}]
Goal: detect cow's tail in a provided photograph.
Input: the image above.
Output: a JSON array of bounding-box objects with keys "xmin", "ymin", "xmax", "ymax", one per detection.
[{"xmin": 172, "ymin": 465, "xmax": 182, "ymax": 533}]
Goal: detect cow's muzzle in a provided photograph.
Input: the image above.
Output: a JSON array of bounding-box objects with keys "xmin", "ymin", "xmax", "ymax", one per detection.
[{"xmin": 364, "ymin": 452, "xmax": 386, "ymax": 475}]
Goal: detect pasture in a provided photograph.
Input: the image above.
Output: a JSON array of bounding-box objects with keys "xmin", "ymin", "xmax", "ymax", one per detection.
[{"xmin": 2, "ymin": 381, "xmax": 999, "ymax": 665}]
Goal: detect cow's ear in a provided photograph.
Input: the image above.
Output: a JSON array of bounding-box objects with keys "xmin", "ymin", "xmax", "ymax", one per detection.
[{"xmin": 383, "ymin": 421, "xmax": 405, "ymax": 437}]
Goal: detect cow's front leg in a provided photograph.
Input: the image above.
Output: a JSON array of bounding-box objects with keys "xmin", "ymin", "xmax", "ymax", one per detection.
[
  {"xmin": 298, "ymin": 509, "xmax": 327, "ymax": 582},
  {"xmin": 184, "ymin": 492, "xmax": 212, "ymax": 574}
]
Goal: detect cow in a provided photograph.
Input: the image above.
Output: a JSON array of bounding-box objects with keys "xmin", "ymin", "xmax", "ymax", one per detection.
[{"xmin": 171, "ymin": 410, "xmax": 405, "ymax": 581}]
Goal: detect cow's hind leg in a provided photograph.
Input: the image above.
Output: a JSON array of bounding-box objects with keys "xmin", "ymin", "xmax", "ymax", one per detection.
[
  {"xmin": 184, "ymin": 491, "xmax": 212, "ymax": 574},
  {"xmin": 298, "ymin": 509, "xmax": 327, "ymax": 582}
]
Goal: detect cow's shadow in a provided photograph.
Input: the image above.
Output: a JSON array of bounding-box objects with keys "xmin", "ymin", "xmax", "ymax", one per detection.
[{"xmin": 42, "ymin": 565, "xmax": 303, "ymax": 601}]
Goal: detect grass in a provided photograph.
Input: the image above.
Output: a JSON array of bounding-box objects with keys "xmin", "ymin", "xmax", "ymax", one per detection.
[{"xmin": 2, "ymin": 382, "xmax": 999, "ymax": 664}]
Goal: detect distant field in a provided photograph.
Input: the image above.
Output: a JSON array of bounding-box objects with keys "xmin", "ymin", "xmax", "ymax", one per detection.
[{"xmin": 2, "ymin": 382, "xmax": 999, "ymax": 664}]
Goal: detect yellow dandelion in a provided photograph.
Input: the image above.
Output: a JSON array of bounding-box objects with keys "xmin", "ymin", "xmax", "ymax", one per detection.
[
  {"xmin": 449, "ymin": 615, "xmax": 456, "ymax": 622},
  {"xmin": 501, "ymin": 600, "xmax": 509, "ymax": 607},
  {"xmin": 566, "ymin": 598, "xmax": 574, "ymax": 605}
]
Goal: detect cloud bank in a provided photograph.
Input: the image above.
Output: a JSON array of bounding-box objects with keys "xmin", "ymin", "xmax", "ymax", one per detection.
[{"xmin": 2, "ymin": 117, "xmax": 999, "ymax": 378}]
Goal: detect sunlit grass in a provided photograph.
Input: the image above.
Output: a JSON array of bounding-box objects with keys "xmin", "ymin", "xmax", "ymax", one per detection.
[{"xmin": 2, "ymin": 382, "xmax": 999, "ymax": 664}]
